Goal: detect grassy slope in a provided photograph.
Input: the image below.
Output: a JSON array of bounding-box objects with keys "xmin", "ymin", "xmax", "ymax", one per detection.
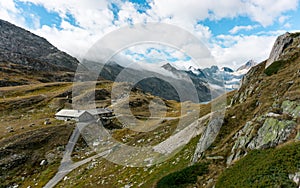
[
  {"xmin": 216, "ymin": 141, "xmax": 300, "ymax": 187},
  {"xmin": 154, "ymin": 35, "xmax": 300, "ymax": 187},
  {"xmin": 198, "ymin": 40, "xmax": 300, "ymax": 186},
  {"xmin": 1, "ymin": 80, "xmax": 212, "ymax": 188}
]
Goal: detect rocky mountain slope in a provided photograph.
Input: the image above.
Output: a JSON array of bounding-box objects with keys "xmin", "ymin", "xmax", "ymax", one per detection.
[
  {"xmin": 0, "ymin": 19, "xmax": 79, "ymax": 86},
  {"xmin": 189, "ymin": 31, "xmax": 300, "ymax": 187},
  {"xmin": 0, "ymin": 19, "xmax": 79, "ymax": 71}
]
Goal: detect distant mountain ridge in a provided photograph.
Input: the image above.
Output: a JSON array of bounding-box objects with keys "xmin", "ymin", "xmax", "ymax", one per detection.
[
  {"xmin": 89, "ymin": 60, "xmax": 212, "ymax": 102},
  {"xmin": 163, "ymin": 60, "xmax": 257, "ymax": 91},
  {"xmin": 236, "ymin": 59, "xmax": 257, "ymax": 71},
  {"xmin": 91, "ymin": 59, "xmax": 256, "ymax": 102}
]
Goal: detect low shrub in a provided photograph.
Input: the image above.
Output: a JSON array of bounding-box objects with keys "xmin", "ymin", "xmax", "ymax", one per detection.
[
  {"xmin": 156, "ymin": 163, "xmax": 208, "ymax": 188},
  {"xmin": 264, "ymin": 60, "xmax": 284, "ymax": 76}
]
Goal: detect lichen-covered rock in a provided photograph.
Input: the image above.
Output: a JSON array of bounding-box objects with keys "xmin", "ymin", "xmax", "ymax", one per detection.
[
  {"xmin": 227, "ymin": 115, "xmax": 297, "ymax": 165},
  {"xmin": 227, "ymin": 121, "xmax": 256, "ymax": 165},
  {"xmin": 282, "ymin": 100, "xmax": 300, "ymax": 118},
  {"xmin": 248, "ymin": 118, "xmax": 296, "ymax": 149},
  {"xmin": 232, "ymin": 121, "xmax": 255, "ymax": 151}
]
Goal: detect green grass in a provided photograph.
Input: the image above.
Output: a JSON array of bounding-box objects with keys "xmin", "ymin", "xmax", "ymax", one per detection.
[
  {"xmin": 264, "ymin": 60, "xmax": 284, "ymax": 76},
  {"xmin": 215, "ymin": 142, "xmax": 300, "ymax": 188},
  {"xmin": 156, "ymin": 162, "xmax": 208, "ymax": 188}
]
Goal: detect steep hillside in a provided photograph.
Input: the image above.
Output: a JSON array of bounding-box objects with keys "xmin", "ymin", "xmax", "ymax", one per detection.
[
  {"xmin": 0, "ymin": 19, "xmax": 79, "ymax": 71},
  {"xmin": 153, "ymin": 32, "xmax": 300, "ymax": 188},
  {"xmin": 187, "ymin": 32, "xmax": 300, "ymax": 187},
  {"xmin": 0, "ymin": 20, "xmax": 79, "ymax": 86}
]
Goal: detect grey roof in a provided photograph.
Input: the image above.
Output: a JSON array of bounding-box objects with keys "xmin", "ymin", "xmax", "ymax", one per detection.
[
  {"xmin": 55, "ymin": 108, "xmax": 112, "ymax": 118},
  {"xmin": 55, "ymin": 109, "xmax": 89, "ymax": 118},
  {"xmin": 86, "ymin": 108, "xmax": 112, "ymax": 116}
]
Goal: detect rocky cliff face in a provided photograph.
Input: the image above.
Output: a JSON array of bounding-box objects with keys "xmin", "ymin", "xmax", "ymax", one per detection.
[
  {"xmin": 266, "ymin": 32, "xmax": 300, "ymax": 68},
  {"xmin": 0, "ymin": 19, "xmax": 79, "ymax": 72},
  {"xmin": 226, "ymin": 33, "xmax": 300, "ymax": 166},
  {"xmin": 190, "ymin": 32, "xmax": 300, "ymax": 187},
  {"xmin": 227, "ymin": 100, "xmax": 299, "ymax": 165}
]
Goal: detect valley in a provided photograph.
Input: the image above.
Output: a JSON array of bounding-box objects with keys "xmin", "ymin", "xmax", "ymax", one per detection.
[{"xmin": 0, "ymin": 18, "xmax": 300, "ymax": 188}]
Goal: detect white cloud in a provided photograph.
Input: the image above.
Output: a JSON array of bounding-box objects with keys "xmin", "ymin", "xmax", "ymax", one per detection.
[
  {"xmin": 245, "ymin": 0, "xmax": 299, "ymax": 26},
  {"xmin": 0, "ymin": 0, "xmax": 26, "ymax": 27},
  {"xmin": 278, "ymin": 15, "xmax": 289, "ymax": 24},
  {"xmin": 284, "ymin": 23, "xmax": 292, "ymax": 28},
  {"xmin": 149, "ymin": 0, "xmax": 299, "ymax": 26},
  {"xmin": 211, "ymin": 34, "xmax": 277, "ymax": 69},
  {"xmin": 229, "ymin": 25, "xmax": 259, "ymax": 34},
  {"xmin": 0, "ymin": 0, "xmax": 299, "ymax": 68}
]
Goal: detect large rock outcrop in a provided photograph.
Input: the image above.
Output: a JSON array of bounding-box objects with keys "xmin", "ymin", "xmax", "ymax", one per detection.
[
  {"xmin": 227, "ymin": 100, "xmax": 300, "ymax": 165},
  {"xmin": 192, "ymin": 113, "xmax": 224, "ymax": 163},
  {"xmin": 266, "ymin": 32, "xmax": 300, "ymax": 68}
]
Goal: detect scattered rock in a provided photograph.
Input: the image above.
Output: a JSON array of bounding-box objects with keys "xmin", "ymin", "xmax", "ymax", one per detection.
[
  {"xmin": 40, "ymin": 160, "xmax": 48, "ymax": 166},
  {"xmin": 289, "ymin": 172, "xmax": 300, "ymax": 187},
  {"xmin": 44, "ymin": 119, "xmax": 51, "ymax": 125},
  {"xmin": 28, "ymin": 123, "xmax": 35, "ymax": 127},
  {"xmin": 6, "ymin": 126, "xmax": 14, "ymax": 133},
  {"xmin": 226, "ymin": 153, "xmax": 235, "ymax": 166},
  {"xmin": 282, "ymin": 100, "xmax": 300, "ymax": 117},
  {"xmin": 206, "ymin": 156, "xmax": 224, "ymax": 160},
  {"xmin": 45, "ymin": 153, "xmax": 56, "ymax": 164},
  {"xmin": 266, "ymin": 112, "xmax": 281, "ymax": 117}
]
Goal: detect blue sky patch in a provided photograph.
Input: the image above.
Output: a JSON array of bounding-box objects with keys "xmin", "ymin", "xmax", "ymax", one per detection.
[
  {"xmin": 128, "ymin": 0, "xmax": 151, "ymax": 14},
  {"xmin": 15, "ymin": 1, "xmax": 62, "ymax": 29}
]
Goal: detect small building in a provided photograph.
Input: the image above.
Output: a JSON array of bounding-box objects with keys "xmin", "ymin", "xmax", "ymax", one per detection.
[
  {"xmin": 87, "ymin": 108, "xmax": 113, "ymax": 118},
  {"xmin": 55, "ymin": 109, "xmax": 94, "ymax": 122}
]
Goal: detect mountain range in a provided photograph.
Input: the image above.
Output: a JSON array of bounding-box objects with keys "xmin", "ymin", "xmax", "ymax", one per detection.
[
  {"xmin": 1, "ymin": 19, "xmax": 300, "ymax": 188},
  {"xmin": 0, "ymin": 19, "xmax": 256, "ymax": 102},
  {"xmin": 90, "ymin": 59, "xmax": 256, "ymax": 102}
]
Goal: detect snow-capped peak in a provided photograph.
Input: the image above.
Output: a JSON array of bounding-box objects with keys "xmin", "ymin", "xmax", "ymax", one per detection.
[
  {"xmin": 188, "ymin": 66, "xmax": 202, "ymax": 75},
  {"xmin": 236, "ymin": 60, "xmax": 257, "ymax": 71}
]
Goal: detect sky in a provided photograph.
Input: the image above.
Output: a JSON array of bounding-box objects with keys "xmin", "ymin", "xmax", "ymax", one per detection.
[{"xmin": 1, "ymin": 0, "xmax": 300, "ymax": 69}]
